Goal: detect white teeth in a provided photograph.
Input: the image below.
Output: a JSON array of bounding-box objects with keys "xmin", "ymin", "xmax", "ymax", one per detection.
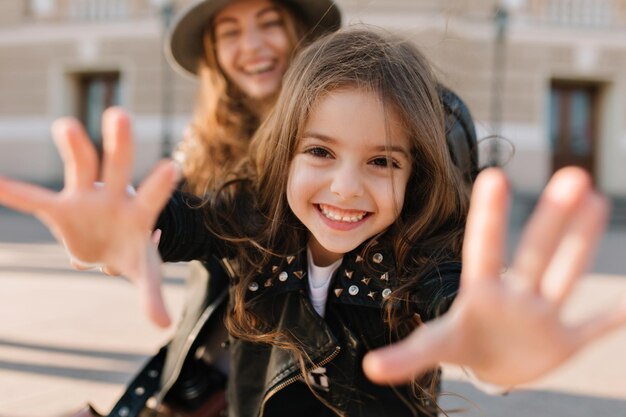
[
  {"xmin": 319, "ymin": 204, "xmax": 366, "ymax": 223},
  {"xmin": 243, "ymin": 61, "xmax": 274, "ymax": 74}
]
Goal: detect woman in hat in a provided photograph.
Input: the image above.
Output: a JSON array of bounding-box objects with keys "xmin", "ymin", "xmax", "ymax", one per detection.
[{"xmin": 167, "ymin": 0, "xmax": 341, "ymax": 195}]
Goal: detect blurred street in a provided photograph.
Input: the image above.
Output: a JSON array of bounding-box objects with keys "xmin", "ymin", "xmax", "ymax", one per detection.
[{"xmin": 0, "ymin": 208, "xmax": 625, "ymax": 417}]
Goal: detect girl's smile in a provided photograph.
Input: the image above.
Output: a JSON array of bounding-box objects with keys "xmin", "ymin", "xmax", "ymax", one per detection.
[
  {"xmin": 287, "ymin": 88, "xmax": 412, "ymax": 266},
  {"xmin": 316, "ymin": 203, "xmax": 371, "ymax": 231}
]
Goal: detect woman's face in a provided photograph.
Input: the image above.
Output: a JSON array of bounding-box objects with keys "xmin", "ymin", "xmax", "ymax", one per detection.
[{"xmin": 213, "ymin": 0, "xmax": 292, "ymax": 101}]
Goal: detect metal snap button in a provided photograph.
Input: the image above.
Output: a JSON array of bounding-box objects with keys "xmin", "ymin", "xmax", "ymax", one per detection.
[
  {"xmin": 348, "ymin": 285, "xmax": 359, "ymax": 296},
  {"xmin": 373, "ymin": 253, "xmax": 383, "ymax": 264}
]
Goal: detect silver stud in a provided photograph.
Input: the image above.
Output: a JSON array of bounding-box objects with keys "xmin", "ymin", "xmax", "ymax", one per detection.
[
  {"xmin": 380, "ymin": 272, "xmax": 389, "ymax": 281},
  {"xmin": 272, "ymin": 265, "xmax": 279, "ymax": 273},
  {"xmin": 134, "ymin": 386, "xmax": 145, "ymax": 396},
  {"xmin": 367, "ymin": 291, "xmax": 377, "ymax": 300},
  {"xmin": 118, "ymin": 407, "xmax": 130, "ymax": 417},
  {"xmin": 361, "ymin": 277, "xmax": 371, "ymax": 285},
  {"xmin": 264, "ymin": 278, "xmax": 273, "ymax": 287},
  {"xmin": 334, "ymin": 288, "xmax": 344, "ymax": 297},
  {"xmin": 355, "ymin": 255, "xmax": 364, "ymax": 263},
  {"xmin": 286, "ymin": 256, "xmax": 295, "ymax": 264},
  {"xmin": 147, "ymin": 370, "xmax": 158, "ymax": 378},
  {"xmin": 345, "ymin": 270, "xmax": 353, "ymax": 279},
  {"xmin": 373, "ymin": 253, "xmax": 383, "ymax": 264},
  {"xmin": 278, "ymin": 271, "xmax": 288, "ymax": 282},
  {"xmin": 382, "ymin": 288, "xmax": 392, "ymax": 299},
  {"xmin": 248, "ymin": 282, "xmax": 259, "ymax": 292},
  {"xmin": 348, "ymin": 285, "xmax": 359, "ymax": 296},
  {"xmin": 294, "ymin": 270, "xmax": 305, "ymax": 279}
]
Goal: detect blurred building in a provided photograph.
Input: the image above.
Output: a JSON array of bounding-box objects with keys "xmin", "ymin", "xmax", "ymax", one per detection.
[{"xmin": 1, "ymin": 0, "xmax": 626, "ymax": 198}]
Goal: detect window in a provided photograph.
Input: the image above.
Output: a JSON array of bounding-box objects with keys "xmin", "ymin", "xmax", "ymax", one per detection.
[
  {"xmin": 75, "ymin": 72, "xmax": 121, "ymax": 151},
  {"xmin": 541, "ymin": 0, "xmax": 614, "ymax": 27},
  {"xmin": 68, "ymin": 0, "xmax": 129, "ymax": 20},
  {"xmin": 27, "ymin": 0, "xmax": 55, "ymax": 18}
]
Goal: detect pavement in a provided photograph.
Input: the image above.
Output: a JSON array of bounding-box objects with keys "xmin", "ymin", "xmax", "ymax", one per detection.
[{"xmin": 0, "ymin": 208, "xmax": 625, "ymax": 417}]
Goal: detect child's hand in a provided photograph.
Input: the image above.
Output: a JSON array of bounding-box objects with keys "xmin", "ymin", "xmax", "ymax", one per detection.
[
  {"xmin": 363, "ymin": 167, "xmax": 626, "ymax": 387},
  {"xmin": 0, "ymin": 108, "xmax": 179, "ymax": 327}
]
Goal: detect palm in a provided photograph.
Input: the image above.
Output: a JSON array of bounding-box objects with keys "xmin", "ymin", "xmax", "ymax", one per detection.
[
  {"xmin": 0, "ymin": 108, "xmax": 177, "ymax": 326},
  {"xmin": 364, "ymin": 168, "xmax": 626, "ymax": 387},
  {"xmin": 440, "ymin": 280, "xmax": 577, "ymax": 386}
]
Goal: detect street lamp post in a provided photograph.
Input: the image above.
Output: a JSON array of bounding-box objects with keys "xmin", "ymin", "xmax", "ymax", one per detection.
[
  {"xmin": 150, "ymin": 0, "xmax": 175, "ymax": 158},
  {"xmin": 488, "ymin": 5, "xmax": 509, "ymax": 167},
  {"xmin": 489, "ymin": 0, "xmax": 525, "ymax": 167}
]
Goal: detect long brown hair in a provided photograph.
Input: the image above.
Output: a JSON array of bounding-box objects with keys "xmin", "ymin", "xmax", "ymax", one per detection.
[
  {"xmin": 209, "ymin": 27, "xmax": 469, "ymax": 411},
  {"xmin": 176, "ymin": 1, "xmax": 308, "ymax": 195}
]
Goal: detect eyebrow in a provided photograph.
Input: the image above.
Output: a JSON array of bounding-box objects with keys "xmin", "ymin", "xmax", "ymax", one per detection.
[
  {"xmin": 302, "ymin": 132, "xmax": 411, "ymax": 159},
  {"xmin": 214, "ymin": 6, "xmax": 281, "ymax": 26}
]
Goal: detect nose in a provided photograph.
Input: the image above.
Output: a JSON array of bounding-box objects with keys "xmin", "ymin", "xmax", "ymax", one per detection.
[
  {"xmin": 240, "ymin": 25, "xmax": 263, "ymax": 53},
  {"xmin": 330, "ymin": 164, "xmax": 364, "ymax": 200}
]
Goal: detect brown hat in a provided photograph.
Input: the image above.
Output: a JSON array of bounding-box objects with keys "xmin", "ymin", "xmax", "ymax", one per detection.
[{"xmin": 165, "ymin": 0, "xmax": 342, "ymax": 78}]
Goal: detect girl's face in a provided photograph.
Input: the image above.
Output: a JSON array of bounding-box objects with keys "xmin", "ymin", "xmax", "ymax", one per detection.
[
  {"xmin": 213, "ymin": 0, "xmax": 291, "ymax": 101},
  {"xmin": 287, "ymin": 88, "xmax": 412, "ymax": 266}
]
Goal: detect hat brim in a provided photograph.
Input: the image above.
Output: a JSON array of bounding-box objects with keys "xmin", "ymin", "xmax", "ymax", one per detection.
[{"xmin": 165, "ymin": 0, "xmax": 342, "ymax": 79}]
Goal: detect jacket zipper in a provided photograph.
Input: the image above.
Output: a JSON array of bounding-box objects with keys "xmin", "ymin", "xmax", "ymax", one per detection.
[{"xmin": 257, "ymin": 346, "xmax": 342, "ymax": 417}]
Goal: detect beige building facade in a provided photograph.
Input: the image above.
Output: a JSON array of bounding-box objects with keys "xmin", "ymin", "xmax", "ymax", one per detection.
[{"xmin": 1, "ymin": 0, "xmax": 626, "ymax": 197}]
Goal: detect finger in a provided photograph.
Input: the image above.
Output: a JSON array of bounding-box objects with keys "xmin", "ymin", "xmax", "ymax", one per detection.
[
  {"xmin": 462, "ymin": 168, "xmax": 509, "ymax": 285},
  {"xmin": 101, "ymin": 107, "xmax": 134, "ymax": 197},
  {"xmin": 541, "ymin": 192, "xmax": 609, "ymax": 305},
  {"xmin": 70, "ymin": 258, "xmax": 95, "ymax": 271},
  {"xmin": 362, "ymin": 318, "xmax": 454, "ymax": 384},
  {"xmin": 135, "ymin": 242, "xmax": 171, "ymax": 328},
  {"xmin": 512, "ymin": 167, "xmax": 592, "ymax": 293},
  {"xmin": 51, "ymin": 118, "xmax": 98, "ymax": 191},
  {"xmin": 151, "ymin": 229, "xmax": 162, "ymax": 246},
  {"xmin": 0, "ymin": 177, "xmax": 56, "ymax": 215},
  {"xmin": 135, "ymin": 160, "xmax": 179, "ymax": 225},
  {"xmin": 102, "ymin": 265, "xmax": 122, "ymax": 276}
]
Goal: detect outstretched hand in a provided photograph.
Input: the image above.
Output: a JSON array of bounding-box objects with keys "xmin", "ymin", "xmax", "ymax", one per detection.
[
  {"xmin": 363, "ymin": 167, "xmax": 626, "ymax": 387},
  {"xmin": 0, "ymin": 108, "xmax": 179, "ymax": 327}
]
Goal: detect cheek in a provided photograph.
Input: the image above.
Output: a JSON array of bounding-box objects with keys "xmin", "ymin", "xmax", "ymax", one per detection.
[
  {"xmin": 268, "ymin": 30, "xmax": 291, "ymax": 62},
  {"xmin": 286, "ymin": 163, "xmax": 300, "ymax": 213},
  {"xmin": 215, "ymin": 43, "xmax": 235, "ymax": 75},
  {"xmin": 386, "ymin": 175, "xmax": 410, "ymax": 219},
  {"xmin": 286, "ymin": 159, "xmax": 316, "ymax": 216}
]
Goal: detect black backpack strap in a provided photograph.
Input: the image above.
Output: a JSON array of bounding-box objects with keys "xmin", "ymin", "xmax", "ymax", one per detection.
[
  {"xmin": 103, "ymin": 256, "xmax": 231, "ymax": 417},
  {"xmin": 106, "ymin": 346, "xmax": 168, "ymax": 417}
]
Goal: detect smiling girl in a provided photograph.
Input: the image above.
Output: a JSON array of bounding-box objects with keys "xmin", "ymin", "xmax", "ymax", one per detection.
[{"xmin": 0, "ymin": 28, "xmax": 622, "ymax": 417}]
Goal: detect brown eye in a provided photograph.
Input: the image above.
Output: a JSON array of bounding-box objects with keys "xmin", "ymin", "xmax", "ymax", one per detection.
[
  {"xmin": 305, "ymin": 147, "xmax": 332, "ymax": 158},
  {"xmin": 260, "ymin": 18, "xmax": 283, "ymax": 29},
  {"xmin": 370, "ymin": 157, "xmax": 400, "ymax": 169}
]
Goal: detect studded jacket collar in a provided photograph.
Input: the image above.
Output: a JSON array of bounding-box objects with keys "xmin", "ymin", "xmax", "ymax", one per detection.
[{"xmin": 228, "ymin": 242, "xmax": 460, "ymax": 417}]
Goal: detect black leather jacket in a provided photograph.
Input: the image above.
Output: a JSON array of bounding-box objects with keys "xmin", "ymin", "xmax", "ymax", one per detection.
[{"xmin": 156, "ymin": 193, "xmax": 461, "ymax": 417}]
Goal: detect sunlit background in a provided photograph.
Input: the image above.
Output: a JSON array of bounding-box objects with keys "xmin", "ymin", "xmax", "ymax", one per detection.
[
  {"xmin": 2, "ymin": 1, "xmax": 626, "ymax": 201},
  {"xmin": 1, "ymin": 1, "xmax": 625, "ymax": 416}
]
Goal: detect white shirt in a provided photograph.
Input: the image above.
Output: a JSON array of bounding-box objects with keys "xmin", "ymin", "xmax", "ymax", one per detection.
[{"xmin": 306, "ymin": 246, "xmax": 342, "ymax": 317}]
